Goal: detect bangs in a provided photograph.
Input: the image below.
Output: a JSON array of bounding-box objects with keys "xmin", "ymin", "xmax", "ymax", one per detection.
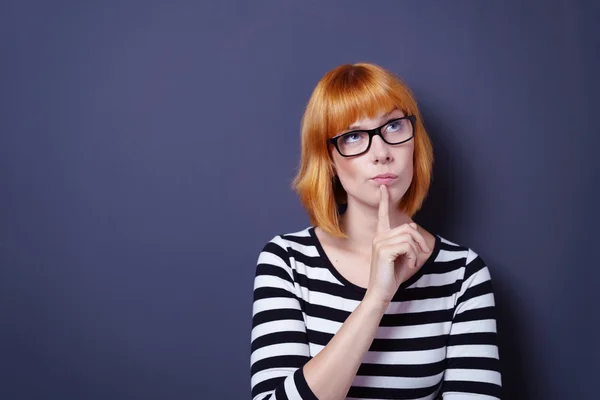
[
  {"xmin": 293, "ymin": 62, "xmax": 433, "ymax": 238},
  {"xmin": 323, "ymin": 68, "xmax": 413, "ymax": 138}
]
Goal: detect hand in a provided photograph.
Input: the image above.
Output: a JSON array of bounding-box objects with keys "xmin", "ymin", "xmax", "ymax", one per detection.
[{"xmin": 365, "ymin": 185, "xmax": 431, "ymax": 305}]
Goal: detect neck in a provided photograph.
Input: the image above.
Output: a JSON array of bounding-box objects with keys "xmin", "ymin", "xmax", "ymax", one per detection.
[{"xmin": 339, "ymin": 198, "xmax": 413, "ymax": 253}]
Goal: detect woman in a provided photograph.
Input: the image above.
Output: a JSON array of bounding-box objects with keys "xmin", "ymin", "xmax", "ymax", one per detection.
[{"xmin": 250, "ymin": 63, "xmax": 502, "ymax": 399}]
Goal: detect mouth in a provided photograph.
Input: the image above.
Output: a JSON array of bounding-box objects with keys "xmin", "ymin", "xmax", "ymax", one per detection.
[{"xmin": 371, "ymin": 173, "xmax": 398, "ymax": 185}]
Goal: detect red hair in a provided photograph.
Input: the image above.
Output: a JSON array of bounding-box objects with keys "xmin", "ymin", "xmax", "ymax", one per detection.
[{"xmin": 291, "ymin": 63, "xmax": 434, "ymax": 238}]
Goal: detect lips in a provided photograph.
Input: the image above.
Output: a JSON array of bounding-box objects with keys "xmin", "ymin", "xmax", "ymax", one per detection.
[
  {"xmin": 371, "ymin": 173, "xmax": 398, "ymax": 185},
  {"xmin": 372, "ymin": 173, "xmax": 398, "ymax": 180}
]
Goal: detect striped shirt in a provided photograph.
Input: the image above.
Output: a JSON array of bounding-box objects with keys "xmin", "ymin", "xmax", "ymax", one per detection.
[{"xmin": 250, "ymin": 226, "xmax": 502, "ymax": 399}]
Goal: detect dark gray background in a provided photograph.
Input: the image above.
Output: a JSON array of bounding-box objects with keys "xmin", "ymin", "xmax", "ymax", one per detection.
[{"xmin": 1, "ymin": 1, "xmax": 598, "ymax": 399}]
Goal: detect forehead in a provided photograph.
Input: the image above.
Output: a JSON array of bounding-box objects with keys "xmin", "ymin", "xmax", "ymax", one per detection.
[
  {"xmin": 347, "ymin": 108, "xmax": 405, "ymax": 130},
  {"xmin": 324, "ymin": 84, "xmax": 412, "ymax": 138}
]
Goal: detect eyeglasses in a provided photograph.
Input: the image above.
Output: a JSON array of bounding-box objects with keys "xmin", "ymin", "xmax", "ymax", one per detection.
[{"xmin": 328, "ymin": 115, "xmax": 416, "ymax": 157}]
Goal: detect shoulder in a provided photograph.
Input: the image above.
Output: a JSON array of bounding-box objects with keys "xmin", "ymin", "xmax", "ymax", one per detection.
[
  {"xmin": 253, "ymin": 226, "xmax": 316, "ymax": 292},
  {"xmin": 434, "ymin": 234, "xmax": 494, "ymax": 282},
  {"xmin": 259, "ymin": 225, "xmax": 313, "ymax": 251},
  {"xmin": 433, "ymin": 236, "xmax": 498, "ymax": 319},
  {"xmin": 256, "ymin": 225, "xmax": 314, "ymax": 266}
]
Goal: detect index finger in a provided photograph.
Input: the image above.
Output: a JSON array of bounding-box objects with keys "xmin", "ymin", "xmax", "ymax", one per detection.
[{"xmin": 377, "ymin": 185, "xmax": 391, "ymax": 233}]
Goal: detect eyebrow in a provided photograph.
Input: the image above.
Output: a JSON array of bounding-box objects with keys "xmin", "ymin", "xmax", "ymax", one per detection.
[{"xmin": 347, "ymin": 108, "xmax": 399, "ymax": 130}]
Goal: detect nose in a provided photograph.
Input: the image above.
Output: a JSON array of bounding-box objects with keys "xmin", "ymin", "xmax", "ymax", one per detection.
[{"xmin": 369, "ymin": 135, "xmax": 393, "ymax": 164}]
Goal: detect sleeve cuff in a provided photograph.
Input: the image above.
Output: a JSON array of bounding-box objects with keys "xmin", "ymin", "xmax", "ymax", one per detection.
[{"xmin": 294, "ymin": 366, "xmax": 319, "ymax": 400}]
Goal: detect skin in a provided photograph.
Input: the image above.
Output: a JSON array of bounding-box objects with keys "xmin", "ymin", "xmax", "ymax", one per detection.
[
  {"xmin": 314, "ymin": 108, "xmax": 437, "ymax": 295},
  {"xmin": 302, "ymin": 109, "xmax": 440, "ymax": 399}
]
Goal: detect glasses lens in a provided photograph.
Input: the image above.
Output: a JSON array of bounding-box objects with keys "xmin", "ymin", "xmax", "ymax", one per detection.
[
  {"xmin": 382, "ymin": 118, "xmax": 413, "ymax": 144},
  {"xmin": 338, "ymin": 131, "xmax": 370, "ymax": 156}
]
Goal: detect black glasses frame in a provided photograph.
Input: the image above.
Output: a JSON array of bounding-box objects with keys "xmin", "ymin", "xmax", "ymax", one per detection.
[{"xmin": 328, "ymin": 115, "xmax": 417, "ymax": 157}]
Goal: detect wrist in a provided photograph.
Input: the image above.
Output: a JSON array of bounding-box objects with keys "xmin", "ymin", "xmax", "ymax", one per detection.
[{"xmin": 362, "ymin": 291, "xmax": 391, "ymax": 314}]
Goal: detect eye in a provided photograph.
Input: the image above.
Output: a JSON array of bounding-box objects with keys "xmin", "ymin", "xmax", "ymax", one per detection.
[
  {"xmin": 386, "ymin": 120, "xmax": 403, "ymax": 132},
  {"xmin": 342, "ymin": 133, "xmax": 362, "ymax": 143}
]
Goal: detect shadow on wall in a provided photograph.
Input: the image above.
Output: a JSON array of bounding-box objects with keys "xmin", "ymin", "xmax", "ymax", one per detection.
[{"xmin": 415, "ymin": 109, "xmax": 533, "ymax": 400}]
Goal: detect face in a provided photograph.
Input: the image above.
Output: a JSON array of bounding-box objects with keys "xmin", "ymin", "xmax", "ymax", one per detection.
[{"xmin": 331, "ymin": 109, "xmax": 414, "ymax": 209}]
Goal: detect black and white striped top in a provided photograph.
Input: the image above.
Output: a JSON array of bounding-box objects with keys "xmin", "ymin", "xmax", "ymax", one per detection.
[{"xmin": 250, "ymin": 226, "xmax": 502, "ymax": 400}]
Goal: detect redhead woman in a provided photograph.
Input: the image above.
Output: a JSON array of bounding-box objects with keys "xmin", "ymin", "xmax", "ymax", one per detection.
[{"xmin": 250, "ymin": 63, "xmax": 502, "ymax": 400}]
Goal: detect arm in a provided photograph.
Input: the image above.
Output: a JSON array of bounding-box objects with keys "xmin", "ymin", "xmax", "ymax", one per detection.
[
  {"xmin": 441, "ymin": 250, "xmax": 503, "ymax": 399},
  {"xmin": 250, "ymin": 236, "xmax": 388, "ymax": 400}
]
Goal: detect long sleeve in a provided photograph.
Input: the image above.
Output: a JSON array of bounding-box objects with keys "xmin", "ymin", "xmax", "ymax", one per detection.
[
  {"xmin": 441, "ymin": 249, "xmax": 503, "ymax": 399},
  {"xmin": 250, "ymin": 236, "xmax": 318, "ymax": 400}
]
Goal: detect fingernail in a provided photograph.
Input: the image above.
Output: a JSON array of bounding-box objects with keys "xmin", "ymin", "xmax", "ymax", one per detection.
[{"xmin": 410, "ymin": 223, "xmax": 417, "ymax": 228}]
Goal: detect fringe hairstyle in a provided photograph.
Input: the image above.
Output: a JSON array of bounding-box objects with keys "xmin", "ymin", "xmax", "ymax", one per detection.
[{"xmin": 291, "ymin": 63, "xmax": 434, "ymax": 238}]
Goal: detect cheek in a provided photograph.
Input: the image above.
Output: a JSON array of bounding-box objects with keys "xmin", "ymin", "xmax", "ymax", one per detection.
[
  {"xmin": 398, "ymin": 149, "xmax": 415, "ymax": 186},
  {"xmin": 404, "ymin": 155, "xmax": 414, "ymax": 177},
  {"xmin": 335, "ymin": 162, "xmax": 359, "ymax": 189},
  {"xmin": 397, "ymin": 143, "xmax": 414, "ymax": 168},
  {"xmin": 400, "ymin": 163, "xmax": 414, "ymax": 193}
]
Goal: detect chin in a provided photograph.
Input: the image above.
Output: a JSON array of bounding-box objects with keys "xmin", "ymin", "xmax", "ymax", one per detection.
[{"xmin": 381, "ymin": 184, "xmax": 407, "ymax": 203}]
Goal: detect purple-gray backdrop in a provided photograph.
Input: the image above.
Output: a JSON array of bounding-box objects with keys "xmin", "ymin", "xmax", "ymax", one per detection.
[{"xmin": 1, "ymin": 1, "xmax": 598, "ymax": 399}]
